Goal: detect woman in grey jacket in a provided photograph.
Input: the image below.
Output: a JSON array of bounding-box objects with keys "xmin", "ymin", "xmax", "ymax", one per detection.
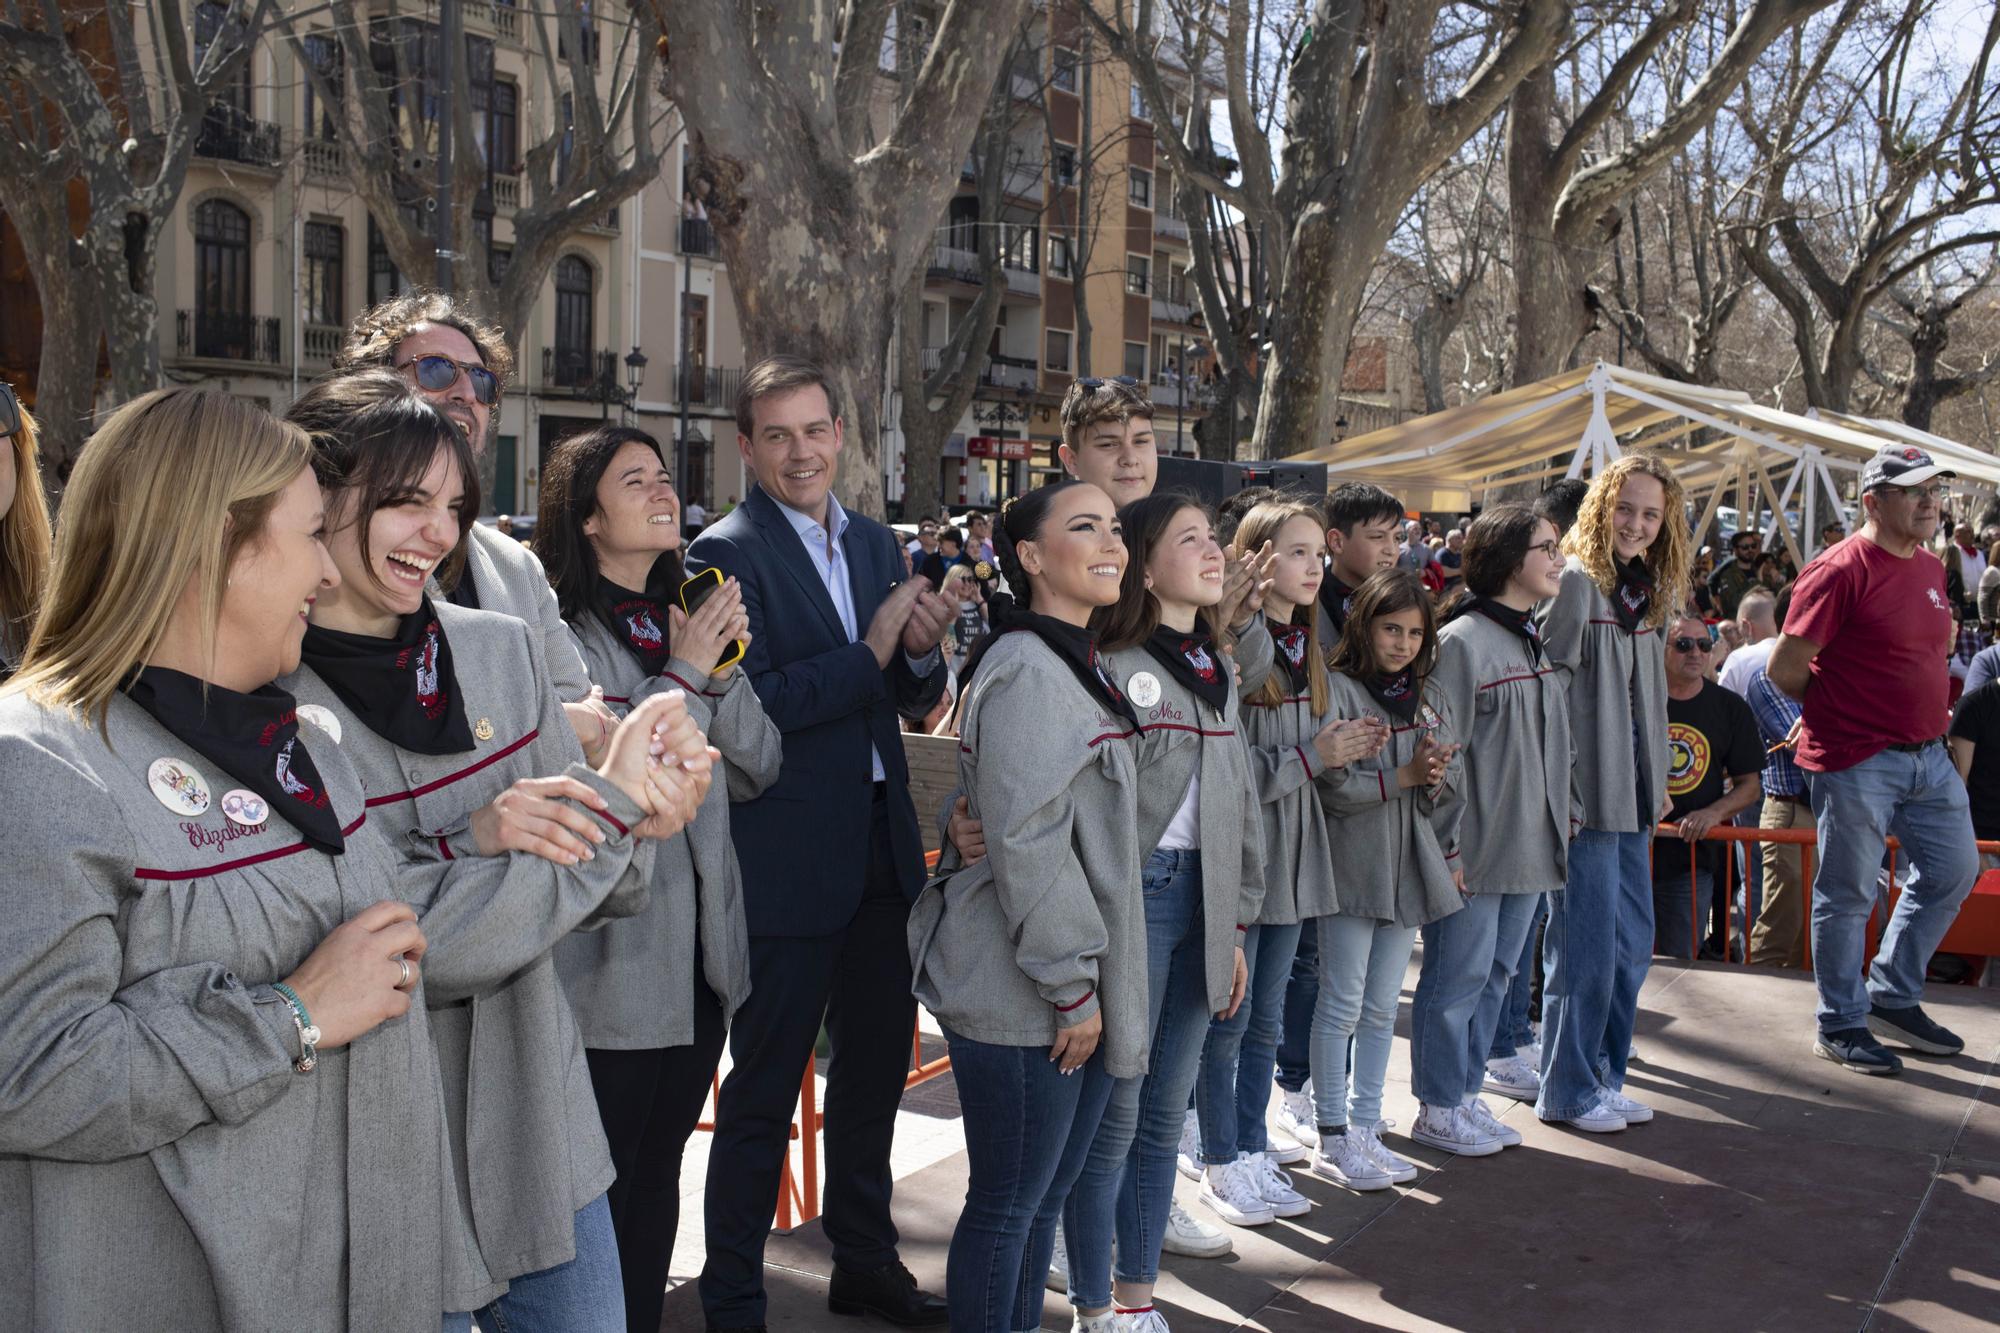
[
  {"xmin": 1535, "ymin": 454, "xmax": 1691, "ymax": 1134},
  {"xmin": 1066, "ymin": 491, "xmax": 1261, "ymax": 1333},
  {"xmin": 909, "ymin": 480, "xmax": 1144, "ymax": 1333},
  {"xmin": 282, "ymin": 383, "xmax": 709, "ymax": 1330},
  {"xmin": 1309, "ymin": 571, "xmax": 1461, "ymax": 1190},
  {"xmin": 536, "ymin": 425, "xmax": 782, "ymax": 1333},
  {"xmin": 1412, "ymin": 508, "xmax": 1573, "ymax": 1160},
  {"xmin": 0, "ymin": 389, "xmax": 705, "ymax": 1333}
]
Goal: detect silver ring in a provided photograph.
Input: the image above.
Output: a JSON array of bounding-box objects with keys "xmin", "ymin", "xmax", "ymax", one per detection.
[{"xmin": 396, "ymin": 956, "xmax": 412, "ymax": 990}]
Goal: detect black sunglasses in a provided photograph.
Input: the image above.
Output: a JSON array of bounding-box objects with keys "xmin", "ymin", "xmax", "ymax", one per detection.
[
  {"xmin": 1672, "ymin": 635, "xmax": 1714, "ymax": 654},
  {"xmin": 398, "ymin": 354, "xmax": 500, "ymax": 406}
]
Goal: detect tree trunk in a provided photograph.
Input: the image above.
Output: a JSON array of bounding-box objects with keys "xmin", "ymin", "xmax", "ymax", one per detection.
[
  {"xmin": 1248, "ymin": 217, "xmax": 1382, "ymax": 458},
  {"xmin": 0, "ymin": 182, "xmax": 99, "ymax": 472},
  {"xmin": 1506, "ymin": 71, "xmax": 1593, "ymax": 386}
]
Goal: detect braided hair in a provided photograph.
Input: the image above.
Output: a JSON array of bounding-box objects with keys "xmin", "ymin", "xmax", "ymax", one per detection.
[{"xmin": 952, "ymin": 480, "xmax": 1088, "ymax": 711}]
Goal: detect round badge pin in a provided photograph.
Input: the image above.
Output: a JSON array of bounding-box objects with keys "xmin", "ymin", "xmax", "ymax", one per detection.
[
  {"xmin": 147, "ymin": 757, "xmax": 212, "ymax": 816},
  {"xmin": 221, "ymin": 789, "xmax": 270, "ymax": 828},
  {"xmin": 1127, "ymin": 670, "xmax": 1162, "ymax": 709},
  {"xmin": 474, "ymin": 717, "xmax": 495, "ymax": 742},
  {"xmin": 296, "ymin": 703, "xmax": 342, "ymax": 744}
]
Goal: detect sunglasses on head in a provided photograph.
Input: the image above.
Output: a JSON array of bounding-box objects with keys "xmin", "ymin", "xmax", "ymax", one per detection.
[
  {"xmin": 1672, "ymin": 635, "xmax": 1714, "ymax": 654},
  {"xmin": 398, "ymin": 354, "xmax": 500, "ymax": 406},
  {"xmin": 1074, "ymin": 375, "xmax": 1139, "ymax": 392},
  {"xmin": 0, "ymin": 381, "xmax": 18, "ymax": 439}
]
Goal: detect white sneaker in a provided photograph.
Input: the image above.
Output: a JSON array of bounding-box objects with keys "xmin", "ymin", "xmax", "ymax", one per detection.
[
  {"xmin": 1462, "ymin": 1096, "xmax": 1523, "ymax": 1147},
  {"xmin": 1197, "ymin": 1155, "xmax": 1276, "ymax": 1226},
  {"xmin": 1409, "ymin": 1102, "xmax": 1504, "ymax": 1157},
  {"xmin": 1160, "ymin": 1201, "xmax": 1233, "ymax": 1257},
  {"xmin": 1354, "ymin": 1124, "xmax": 1418, "ymax": 1184},
  {"xmin": 1175, "ymin": 1107, "xmax": 1202, "ymax": 1182},
  {"xmin": 1601, "ymin": 1087, "xmax": 1654, "ymax": 1123},
  {"xmin": 1310, "ymin": 1129, "xmax": 1392, "ymax": 1192},
  {"xmin": 1263, "ymin": 1134, "xmax": 1311, "ymax": 1166},
  {"xmin": 1543, "ymin": 1092, "xmax": 1626, "ymax": 1134},
  {"xmin": 1276, "ymin": 1085, "xmax": 1316, "ymax": 1147},
  {"xmin": 1243, "ymin": 1150, "xmax": 1311, "ymax": 1217},
  {"xmin": 1111, "ymin": 1308, "xmax": 1171, "ymax": 1333},
  {"xmin": 1071, "ymin": 1313, "xmax": 1115, "ymax": 1333},
  {"xmin": 1046, "ymin": 1226, "xmax": 1068, "ymax": 1293},
  {"xmin": 1483, "ymin": 1053, "xmax": 1540, "ymax": 1102}
]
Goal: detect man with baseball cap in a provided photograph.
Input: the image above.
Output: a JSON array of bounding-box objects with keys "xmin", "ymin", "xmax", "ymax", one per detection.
[{"xmin": 1768, "ymin": 444, "xmax": 1978, "ymax": 1075}]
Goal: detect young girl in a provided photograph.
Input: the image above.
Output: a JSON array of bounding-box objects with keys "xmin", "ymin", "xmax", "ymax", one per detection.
[
  {"xmin": 283, "ymin": 375, "xmax": 706, "ymax": 1330},
  {"xmin": 1537, "ymin": 454, "xmax": 1690, "ymax": 1133},
  {"xmin": 535, "ymin": 425, "xmax": 782, "ymax": 1333},
  {"xmin": 1065, "ymin": 491, "xmax": 1262, "ymax": 1333},
  {"xmin": 1308, "ymin": 570, "xmax": 1462, "ymax": 1189},
  {"xmin": 1187, "ymin": 498, "xmax": 1380, "ymax": 1224},
  {"xmin": 1412, "ymin": 506, "xmax": 1574, "ymax": 1156},
  {"xmin": 909, "ymin": 479, "xmax": 1144, "ymax": 1333}
]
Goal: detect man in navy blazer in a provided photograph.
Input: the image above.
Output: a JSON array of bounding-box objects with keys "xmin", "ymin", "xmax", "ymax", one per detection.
[{"xmin": 686, "ymin": 356, "xmax": 953, "ymax": 1332}]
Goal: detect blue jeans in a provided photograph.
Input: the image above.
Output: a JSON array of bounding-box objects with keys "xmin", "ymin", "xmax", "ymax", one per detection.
[
  {"xmin": 1411, "ymin": 894, "xmax": 1539, "ymax": 1107},
  {"xmin": 1537, "ymin": 829, "xmax": 1653, "ymax": 1120},
  {"xmin": 1488, "ymin": 895, "xmax": 1546, "ymax": 1059},
  {"xmin": 1066, "ymin": 848, "xmax": 1210, "ymax": 1308},
  {"xmin": 1808, "ymin": 743, "xmax": 1977, "ymax": 1032},
  {"xmin": 1194, "ymin": 920, "xmax": 1302, "ymax": 1163},
  {"xmin": 1273, "ymin": 924, "xmax": 1318, "ymax": 1091},
  {"xmin": 1309, "ymin": 914, "xmax": 1417, "ymax": 1130},
  {"xmin": 1652, "ymin": 856, "xmax": 1716, "ymax": 960},
  {"xmin": 942, "ymin": 1028, "xmax": 1115, "ymax": 1333},
  {"xmin": 440, "ymin": 1193, "xmax": 623, "ymax": 1333}
]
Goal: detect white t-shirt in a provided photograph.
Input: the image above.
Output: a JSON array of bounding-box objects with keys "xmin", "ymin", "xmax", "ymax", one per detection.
[
  {"xmin": 1957, "ymin": 544, "xmax": 1988, "ymax": 597},
  {"xmin": 1158, "ymin": 772, "xmax": 1202, "ymax": 850},
  {"xmin": 686, "ymin": 502, "xmax": 707, "ymax": 526},
  {"xmin": 1716, "ymin": 637, "xmax": 1776, "ymax": 699}
]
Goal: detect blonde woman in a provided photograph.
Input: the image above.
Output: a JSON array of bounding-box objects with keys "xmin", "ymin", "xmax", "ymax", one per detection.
[
  {"xmin": 1534, "ymin": 452, "xmax": 1691, "ymax": 1134},
  {"xmin": 0, "ymin": 388, "xmax": 708, "ymax": 1331},
  {"xmin": 0, "ymin": 381, "xmax": 52, "ymax": 671}
]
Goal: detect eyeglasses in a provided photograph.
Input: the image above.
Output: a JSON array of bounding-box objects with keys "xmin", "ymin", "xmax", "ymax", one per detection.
[
  {"xmin": 1672, "ymin": 636, "xmax": 1714, "ymax": 654},
  {"xmin": 0, "ymin": 381, "xmax": 18, "ymax": 439},
  {"xmin": 397, "ymin": 354, "xmax": 500, "ymax": 406},
  {"xmin": 1530, "ymin": 540, "xmax": 1562, "ymax": 560},
  {"xmin": 1876, "ymin": 483, "xmax": 1945, "ymax": 501}
]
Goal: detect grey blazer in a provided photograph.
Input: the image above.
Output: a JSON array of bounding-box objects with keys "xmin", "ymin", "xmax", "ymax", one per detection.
[
  {"xmin": 284, "ymin": 604, "xmax": 653, "ymax": 1307},
  {"xmin": 1103, "ymin": 642, "xmax": 1267, "ymax": 1015},
  {"xmin": 555, "ymin": 613, "xmax": 781, "ymax": 1048},
  {"xmin": 909, "ymin": 633, "xmax": 1147, "ymax": 1074},
  {"xmin": 1239, "ymin": 683, "xmax": 1339, "ymax": 924},
  {"xmin": 1316, "ymin": 673, "xmax": 1465, "ymax": 928},
  {"xmin": 1431, "ymin": 612, "xmax": 1577, "ymax": 895},
  {"xmin": 1538, "ymin": 559, "xmax": 1670, "ymax": 832},
  {"xmin": 0, "ymin": 691, "xmax": 462, "ymax": 1332},
  {"xmin": 456, "ymin": 523, "xmax": 594, "ymax": 704}
]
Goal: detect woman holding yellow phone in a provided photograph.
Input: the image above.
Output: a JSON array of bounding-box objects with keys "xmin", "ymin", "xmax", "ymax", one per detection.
[{"xmin": 534, "ymin": 425, "xmax": 781, "ymax": 1333}]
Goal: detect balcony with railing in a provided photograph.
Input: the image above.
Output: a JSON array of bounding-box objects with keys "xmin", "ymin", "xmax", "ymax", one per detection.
[
  {"xmin": 1154, "ymin": 212, "xmax": 1191, "ymax": 242},
  {"xmin": 1002, "ymin": 161, "xmax": 1043, "ymax": 202},
  {"xmin": 979, "ymin": 353, "xmax": 1040, "ymax": 393},
  {"xmin": 490, "ymin": 172, "xmax": 521, "ymax": 209},
  {"xmin": 1002, "ymin": 260, "xmax": 1040, "ymax": 299},
  {"xmin": 1151, "ymin": 371, "xmax": 1217, "ymax": 407},
  {"xmin": 177, "ymin": 310, "xmax": 281, "ymax": 363},
  {"xmin": 303, "ymin": 138, "xmax": 345, "ymax": 179},
  {"xmin": 680, "ymin": 217, "xmax": 719, "ymax": 257},
  {"xmin": 926, "ymin": 244, "xmax": 983, "ymax": 285},
  {"xmin": 1152, "ymin": 292, "xmax": 1197, "ymax": 325},
  {"xmin": 194, "ymin": 104, "xmax": 281, "ymax": 167},
  {"xmin": 464, "ymin": 0, "xmax": 520, "ymax": 40},
  {"xmin": 303, "ymin": 323, "xmax": 343, "ymax": 362},
  {"xmin": 675, "ymin": 364, "xmax": 743, "ymax": 407},
  {"xmin": 544, "ymin": 345, "xmax": 602, "ymax": 390}
]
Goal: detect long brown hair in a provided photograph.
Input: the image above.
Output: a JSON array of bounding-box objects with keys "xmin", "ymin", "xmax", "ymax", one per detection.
[
  {"xmin": 1233, "ymin": 497, "xmax": 1329, "ymax": 715},
  {"xmin": 1328, "ymin": 569, "xmax": 1439, "ymax": 686},
  {"xmin": 533, "ymin": 425, "xmax": 683, "ymax": 623},
  {"xmin": 0, "ymin": 399, "xmax": 53, "ymax": 657},
  {"xmin": 1563, "ymin": 452, "xmax": 1691, "ymax": 628},
  {"xmin": 1093, "ymin": 491, "xmax": 1228, "ymax": 652}
]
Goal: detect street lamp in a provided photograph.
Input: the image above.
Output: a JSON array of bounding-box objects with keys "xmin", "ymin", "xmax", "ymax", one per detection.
[{"xmin": 624, "ymin": 345, "xmax": 648, "ymax": 401}]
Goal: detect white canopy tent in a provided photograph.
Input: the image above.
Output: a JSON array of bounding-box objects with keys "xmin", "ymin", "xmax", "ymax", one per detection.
[{"xmin": 1290, "ymin": 361, "xmax": 2000, "ymax": 566}]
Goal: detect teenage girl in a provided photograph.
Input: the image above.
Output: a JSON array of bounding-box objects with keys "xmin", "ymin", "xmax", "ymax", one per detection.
[
  {"xmin": 1535, "ymin": 454, "xmax": 1690, "ymax": 1133},
  {"xmin": 1308, "ymin": 570, "xmax": 1462, "ymax": 1189},
  {"xmin": 910, "ymin": 479, "xmax": 1145, "ymax": 1333}
]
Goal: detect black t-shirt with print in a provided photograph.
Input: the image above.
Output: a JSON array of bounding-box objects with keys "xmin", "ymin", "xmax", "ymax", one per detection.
[
  {"xmin": 1657, "ymin": 680, "xmax": 1763, "ymax": 872},
  {"xmin": 1949, "ymin": 680, "xmax": 2000, "ymax": 841}
]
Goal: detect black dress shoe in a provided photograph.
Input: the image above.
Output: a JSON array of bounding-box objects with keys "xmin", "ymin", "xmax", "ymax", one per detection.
[{"xmin": 827, "ymin": 1259, "xmax": 949, "ymax": 1327}]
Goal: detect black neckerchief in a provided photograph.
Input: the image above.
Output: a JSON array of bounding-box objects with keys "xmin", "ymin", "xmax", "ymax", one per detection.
[
  {"xmin": 300, "ymin": 601, "xmax": 475, "ymax": 756},
  {"xmin": 1011, "ymin": 612, "xmax": 1138, "ymax": 728},
  {"xmin": 1364, "ymin": 666, "xmax": 1422, "ymax": 723},
  {"xmin": 1320, "ymin": 573, "xmax": 1356, "ymax": 635},
  {"xmin": 124, "ymin": 667, "xmax": 347, "ymax": 853},
  {"xmin": 590, "ymin": 559, "xmax": 679, "ymax": 677},
  {"xmin": 1145, "ymin": 623, "xmax": 1231, "ymax": 714},
  {"xmin": 1611, "ymin": 556, "xmax": 1654, "ymax": 633},
  {"xmin": 1270, "ymin": 616, "xmax": 1311, "ymax": 695},
  {"xmin": 445, "ymin": 563, "xmax": 480, "ymax": 610},
  {"xmin": 1465, "ymin": 596, "xmax": 1544, "ymax": 665}
]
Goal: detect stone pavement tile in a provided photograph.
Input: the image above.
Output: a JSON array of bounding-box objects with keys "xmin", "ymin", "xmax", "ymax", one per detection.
[{"xmin": 1866, "ymin": 1169, "xmax": 2000, "ymax": 1331}]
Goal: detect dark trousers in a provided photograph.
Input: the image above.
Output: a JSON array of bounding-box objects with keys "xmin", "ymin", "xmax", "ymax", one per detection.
[
  {"xmin": 585, "ymin": 980, "xmax": 727, "ymax": 1333},
  {"xmin": 698, "ymin": 795, "xmax": 917, "ymax": 1326}
]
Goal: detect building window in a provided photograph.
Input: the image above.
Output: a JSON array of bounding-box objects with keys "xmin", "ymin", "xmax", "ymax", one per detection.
[
  {"xmin": 1002, "ymin": 222, "xmax": 1038, "ymax": 272},
  {"xmin": 367, "ymin": 215, "xmax": 406, "ymax": 305},
  {"xmin": 302, "ymin": 221, "xmax": 343, "ymax": 327},
  {"xmin": 301, "ymin": 32, "xmax": 342, "ymax": 139},
  {"xmin": 1047, "ymin": 234, "xmax": 1073, "ymax": 279},
  {"xmin": 1130, "ymin": 82, "xmax": 1148, "ymax": 121},
  {"xmin": 193, "ymin": 199, "xmax": 252, "ymax": 357},
  {"xmin": 553, "ymin": 255, "xmax": 594, "ymax": 386},
  {"xmin": 557, "ymin": 92, "xmax": 574, "ymax": 184},
  {"xmin": 487, "ymin": 78, "xmax": 518, "ymax": 175},
  {"xmin": 1123, "ymin": 341, "xmax": 1147, "ymax": 381},
  {"xmin": 1052, "ymin": 144, "xmax": 1076, "ymax": 187},
  {"xmin": 1128, "ymin": 167, "xmax": 1152, "ymax": 209},
  {"xmin": 1125, "ymin": 254, "xmax": 1150, "ymax": 296},
  {"xmin": 1053, "ymin": 47, "xmax": 1078, "ymax": 92},
  {"xmin": 1044, "ymin": 328, "xmax": 1072, "ymax": 373},
  {"xmin": 194, "ymin": 2, "xmax": 251, "ymax": 114}
]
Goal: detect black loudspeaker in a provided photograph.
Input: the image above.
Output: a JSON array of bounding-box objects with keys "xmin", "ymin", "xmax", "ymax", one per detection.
[{"xmin": 1154, "ymin": 456, "xmax": 1330, "ymax": 508}]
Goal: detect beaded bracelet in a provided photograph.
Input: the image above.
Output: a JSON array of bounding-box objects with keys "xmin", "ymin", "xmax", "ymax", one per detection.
[{"xmin": 270, "ymin": 982, "xmax": 321, "ymax": 1073}]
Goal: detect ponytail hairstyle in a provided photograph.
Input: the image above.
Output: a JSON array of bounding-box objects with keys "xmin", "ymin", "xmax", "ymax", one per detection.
[
  {"xmin": 1328, "ymin": 568, "xmax": 1439, "ymax": 687},
  {"xmin": 952, "ymin": 478, "xmax": 1090, "ymax": 708},
  {"xmin": 1232, "ymin": 497, "xmax": 1330, "ymax": 715},
  {"xmin": 1093, "ymin": 490, "xmax": 1229, "ymax": 652}
]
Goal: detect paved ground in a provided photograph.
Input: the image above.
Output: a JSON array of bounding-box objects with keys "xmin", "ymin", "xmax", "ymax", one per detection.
[{"xmin": 659, "ymin": 958, "xmax": 2000, "ymax": 1331}]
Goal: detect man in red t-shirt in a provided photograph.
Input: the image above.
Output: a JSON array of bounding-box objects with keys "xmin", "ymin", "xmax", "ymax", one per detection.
[{"xmin": 1769, "ymin": 444, "xmax": 1977, "ymax": 1076}]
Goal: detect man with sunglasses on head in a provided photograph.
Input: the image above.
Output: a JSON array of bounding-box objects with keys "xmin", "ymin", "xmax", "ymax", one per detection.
[
  {"xmin": 1769, "ymin": 444, "xmax": 1978, "ymax": 1076},
  {"xmin": 335, "ymin": 292, "xmax": 621, "ymax": 762},
  {"xmin": 1653, "ymin": 614, "xmax": 1763, "ymax": 961}
]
